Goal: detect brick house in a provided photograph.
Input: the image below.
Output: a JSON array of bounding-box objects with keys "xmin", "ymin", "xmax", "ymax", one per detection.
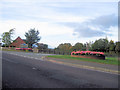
[{"xmin": 10, "ymin": 36, "xmax": 26, "ymax": 48}]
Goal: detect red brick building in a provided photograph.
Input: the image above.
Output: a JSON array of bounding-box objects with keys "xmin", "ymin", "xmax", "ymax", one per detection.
[{"xmin": 10, "ymin": 36, "xmax": 26, "ymax": 48}]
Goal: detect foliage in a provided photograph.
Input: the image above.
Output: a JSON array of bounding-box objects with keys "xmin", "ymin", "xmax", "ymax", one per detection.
[
  {"xmin": 56, "ymin": 43, "xmax": 72, "ymax": 52},
  {"xmin": 55, "ymin": 37, "xmax": 120, "ymax": 56},
  {"xmin": 2, "ymin": 28, "xmax": 15, "ymax": 46},
  {"xmin": 109, "ymin": 40, "xmax": 115, "ymax": 51},
  {"xmin": 115, "ymin": 42, "xmax": 120, "ymax": 52},
  {"xmin": 25, "ymin": 28, "xmax": 41, "ymax": 48},
  {"xmin": 85, "ymin": 53, "xmax": 89, "ymax": 55},
  {"xmin": 92, "ymin": 38, "xmax": 109, "ymax": 52},
  {"xmin": 37, "ymin": 43, "xmax": 48, "ymax": 50},
  {"xmin": 72, "ymin": 43, "xmax": 83, "ymax": 51},
  {"xmin": 71, "ymin": 51, "xmax": 104, "ymax": 56}
]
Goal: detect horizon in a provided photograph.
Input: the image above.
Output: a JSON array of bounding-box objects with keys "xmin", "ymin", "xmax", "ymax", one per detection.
[{"xmin": 0, "ymin": 0, "xmax": 118, "ymax": 48}]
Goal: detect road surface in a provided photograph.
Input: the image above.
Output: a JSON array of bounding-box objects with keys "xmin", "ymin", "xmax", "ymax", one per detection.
[{"xmin": 2, "ymin": 51, "xmax": 119, "ymax": 88}]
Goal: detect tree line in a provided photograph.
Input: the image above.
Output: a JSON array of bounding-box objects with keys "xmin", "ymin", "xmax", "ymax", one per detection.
[
  {"xmin": 55, "ymin": 38, "xmax": 120, "ymax": 55},
  {"xmin": 1, "ymin": 28, "xmax": 120, "ymax": 56}
]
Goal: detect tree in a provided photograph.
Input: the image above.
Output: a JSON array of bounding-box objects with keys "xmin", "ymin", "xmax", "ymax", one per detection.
[
  {"xmin": 92, "ymin": 38, "xmax": 109, "ymax": 52},
  {"xmin": 37, "ymin": 43, "xmax": 48, "ymax": 51},
  {"xmin": 72, "ymin": 42, "xmax": 83, "ymax": 51},
  {"xmin": 25, "ymin": 28, "xmax": 41, "ymax": 48},
  {"xmin": 115, "ymin": 42, "xmax": 120, "ymax": 52},
  {"xmin": 109, "ymin": 40, "xmax": 115, "ymax": 51},
  {"xmin": 2, "ymin": 28, "xmax": 15, "ymax": 47},
  {"xmin": 56, "ymin": 43, "xmax": 72, "ymax": 51}
]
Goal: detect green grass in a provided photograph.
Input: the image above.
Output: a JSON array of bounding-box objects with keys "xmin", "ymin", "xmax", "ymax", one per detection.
[{"xmin": 47, "ymin": 55, "xmax": 120, "ymax": 65}]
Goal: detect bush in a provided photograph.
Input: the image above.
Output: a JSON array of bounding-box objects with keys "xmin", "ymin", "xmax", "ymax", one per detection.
[
  {"xmin": 72, "ymin": 53, "xmax": 75, "ymax": 55},
  {"xmin": 93, "ymin": 54, "xmax": 96, "ymax": 56},
  {"xmin": 78, "ymin": 53, "xmax": 81, "ymax": 55},
  {"xmin": 81, "ymin": 53, "xmax": 85, "ymax": 55},
  {"xmin": 96, "ymin": 53, "xmax": 100, "ymax": 56},
  {"xmin": 75, "ymin": 53, "xmax": 79, "ymax": 55},
  {"xmin": 85, "ymin": 53, "xmax": 89, "ymax": 55}
]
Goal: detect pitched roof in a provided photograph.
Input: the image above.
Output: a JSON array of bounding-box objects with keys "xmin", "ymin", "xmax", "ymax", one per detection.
[{"xmin": 10, "ymin": 36, "xmax": 26, "ymax": 47}]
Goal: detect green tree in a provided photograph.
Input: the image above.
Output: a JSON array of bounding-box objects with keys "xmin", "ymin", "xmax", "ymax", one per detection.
[
  {"xmin": 92, "ymin": 38, "xmax": 109, "ymax": 52},
  {"xmin": 25, "ymin": 28, "xmax": 41, "ymax": 48},
  {"xmin": 37, "ymin": 43, "xmax": 48, "ymax": 50},
  {"xmin": 2, "ymin": 28, "xmax": 15, "ymax": 47},
  {"xmin": 72, "ymin": 42, "xmax": 83, "ymax": 51},
  {"xmin": 57, "ymin": 43, "xmax": 72, "ymax": 51},
  {"xmin": 115, "ymin": 42, "xmax": 120, "ymax": 52},
  {"xmin": 109, "ymin": 40, "xmax": 115, "ymax": 51}
]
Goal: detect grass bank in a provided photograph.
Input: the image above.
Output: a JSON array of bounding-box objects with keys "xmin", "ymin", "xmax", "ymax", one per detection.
[{"xmin": 47, "ymin": 55, "xmax": 120, "ymax": 65}]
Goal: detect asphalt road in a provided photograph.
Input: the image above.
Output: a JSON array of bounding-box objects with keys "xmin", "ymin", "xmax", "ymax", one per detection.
[{"xmin": 2, "ymin": 51, "xmax": 118, "ymax": 88}]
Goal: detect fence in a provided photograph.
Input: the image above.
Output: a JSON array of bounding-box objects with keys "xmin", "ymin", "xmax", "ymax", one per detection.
[{"xmin": 38, "ymin": 49, "xmax": 71, "ymax": 55}]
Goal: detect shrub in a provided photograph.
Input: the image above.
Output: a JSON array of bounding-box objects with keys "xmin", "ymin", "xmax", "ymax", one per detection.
[
  {"xmin": 85, "ymin": 53, "xmax": 89, "ymax": 55},
  {"xmin": 75, "ymin": 53, "xmax": 79, "ymax": 55},
  {"xmin": 71, "ymin": 51, "xmax": 105, "ymax": 57},
  {"xmin": 93, "ymin": 54, "xmax": 96, "ymax": 56},
  {"xmin": 81, "ymin": 53, "xmax": 85, "ymax": 55},
  {"xmin": 96, "ymin": 53, "xmax": 100, "ymax": 56},
  {"xmin": 72, "ymin": 53, "xmax": 75, "ymax": 55},
  {"xmin": 78, "ymin": 53, "xmax": 81, "ymax": 55}
]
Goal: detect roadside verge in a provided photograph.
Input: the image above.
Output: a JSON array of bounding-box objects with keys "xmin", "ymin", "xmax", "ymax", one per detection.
[{"xmin": 44, "ymin": 57, "xmax": 119, "ymax": 75}]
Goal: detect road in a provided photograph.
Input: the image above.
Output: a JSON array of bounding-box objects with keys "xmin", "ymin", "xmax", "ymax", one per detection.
[{"xmin": 2, "ymin": 51, "xmax": 118, "ymax": 88}]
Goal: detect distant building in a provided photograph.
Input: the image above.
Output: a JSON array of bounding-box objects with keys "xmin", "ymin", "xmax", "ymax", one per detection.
[{"xmin": 10, "ymin": 36, "xmax": 27, "ymax": 48}]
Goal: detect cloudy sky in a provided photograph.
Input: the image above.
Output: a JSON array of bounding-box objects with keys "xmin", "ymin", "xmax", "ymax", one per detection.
[{"xmin": 0, "ymin": 0, "xmax": 118, "ymax": 48}]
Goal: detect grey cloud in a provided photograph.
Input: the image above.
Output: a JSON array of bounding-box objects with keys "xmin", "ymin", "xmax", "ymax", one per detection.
[
  {"xmin": 74, "ymin": 25, "xmax": 105, "ymax": 37},
  {"xmin": 60, "ymin": 14, "xmax": 117, "ymax": 38},
  {"xmin": 89, "ymin": 14, "xmax": 117, "ymax": 29}
]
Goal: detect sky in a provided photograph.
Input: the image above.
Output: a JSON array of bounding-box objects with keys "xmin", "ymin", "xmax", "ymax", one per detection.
[{"xmin": 0, "ymin": 0, "xmax": 119, "ymax": 48}]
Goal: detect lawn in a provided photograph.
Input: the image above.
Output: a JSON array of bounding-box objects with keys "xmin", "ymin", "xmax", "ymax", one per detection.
[{"xmin": 47, "ymin": 55, "xmax": 120, "ymax": 65}]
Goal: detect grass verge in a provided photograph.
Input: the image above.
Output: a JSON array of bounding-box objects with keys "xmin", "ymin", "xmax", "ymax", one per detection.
[{"xmin": 47, "ymin": 55, "xmax": 120, "ymax": 65}]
